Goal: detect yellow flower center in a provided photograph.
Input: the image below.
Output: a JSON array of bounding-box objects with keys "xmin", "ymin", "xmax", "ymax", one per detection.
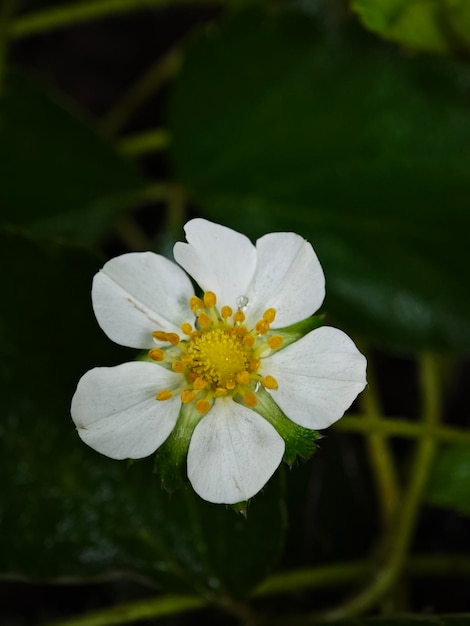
[{"xmin": 149, "ymin": 291, "xmax": 283, "ymax": 414}]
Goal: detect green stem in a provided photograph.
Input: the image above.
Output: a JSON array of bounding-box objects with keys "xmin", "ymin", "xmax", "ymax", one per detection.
[
  {"xmin": 11, "ymin": 0, "xmax": 225, "ymax": 39},
  {"xmin": 335, "ymin": 415, "xmax": 470, "ymax": 444},
  {"xmin": 359, "ymin": 353, "xmax": 400, "ymax": 529},
  {"xmin": 102, "ymin": 48, "xmax": 181, "ymax": 137},
  {"xmin": 46, "ymin": 594, "xmax": 207, "ymax": 626},
  {"xmin": 118, "ymin": 128, "xmax": 171, "ymax": 156}
]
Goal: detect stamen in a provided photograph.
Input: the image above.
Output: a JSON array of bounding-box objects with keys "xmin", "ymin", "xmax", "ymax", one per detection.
[
  {"xmin": 256, "ymin": 320, "xmax": 270, "ymax": 335},
  {"xmin": 236, "ymin": 371, "xmax": 250, "ymax": 385},
  {"xmin": 249, "ymin": 358, "xmax": 260, "ymax": 371},
  {"xmin": 172, "ymin": 362, "xmax": 185, "ymax": 373},
  {"xmin": 149, "ymin": 348, "xmax": 164, "ymax": 361},
  {"xmin": 226, "ymin": 380, "xmax": 236, "ymax": 390},
  {"xmin": 262, "ymin": 375, "xmax": 278, "ymax": 390},
  {"xmin": 181, "ymin": 322, "xmax": 193, "ymax": 335},
  {"xmin": 244, "ymin": 392, "xmax": 258, "ymax": 407},
  {"xmin": 243, "ymin": 336, "xmax": 255, "ymax": 347},
  {"xmin": 198, "ymin": 312, "xmax": 211, "ymax": 327},
  {"xmin": 166, "ymin": 333, "xmax": 181, "ymax": 345},
  {"xmin": 153, "ymin": 331, "xmax": 169, "ymax": 342},
  {"xmin": 190, "ymin": 296, "xmax": 204, "ymax": 312},
  {"xmin": 268, "ymin": 336, "xmax": 283, "ymax": 350},
  {"xmin": 204, "ymin": 291, "xmax": 217, "ymax": 307},
  {"xmin": 194, "ymin": 377, "xmax": 208, "ymax": 390},
  {"xmin": 221, "ymin": 306, "xmax": 233, "ymax": 319},
  {"xmin": 181, "ymin": 390, "xmax": 196, "ymax": 403},
  {"xmin": 263, "ymin": 308, "xmax": 276, "ymax": 323},
  {"xmin": 196, "ymin": 399, "xmax": 211, "ymax": 414},
  {"xmin": 215, "ymin": 387, "xmax": 228, "ymax": 396},
  {"xmin": 233, "ymin": 310, "xmax": 245, "ymax": 323},
  {"xmin": 156, "ymin": 389, "xmax": 172, "ymax": 401}
]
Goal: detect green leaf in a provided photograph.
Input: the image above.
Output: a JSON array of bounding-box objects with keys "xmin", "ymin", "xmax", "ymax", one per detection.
[
  {"xmin": 426, "ymin": 443, "xmax": 470, "ymax": 516},
  {"xmin": 0, "ymin": 229, "xmax": 286, "ymax": 596},
  {"xmin": 0, "ymin": 72, "xmax": 146, "ymax": 245},
  {"xmin": 169, "ymin": 7, "xmax": 470, "ymax": 354},
  {"xmin": 351, "ymin": 0, "xmax": 456, "ymax": 55}
]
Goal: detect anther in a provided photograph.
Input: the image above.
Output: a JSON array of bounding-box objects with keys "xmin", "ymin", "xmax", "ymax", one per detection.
[
  {"xmin": 172, "ymin": 362, "xmax": 185, "ymax": 373},
  {"xmin": 233, "ymin": 310, "xmax": 245, "ymax": 323},
  {"xmin": 263, "ymin": 308, "xmax": 276, "ymax": 323},
  {"xmin": 152, "ymin": 331, "xmax": 168, "ymax": 342},
  {"xmin": 244, "ymin": 392, "xmax": 258, "ymax": 407},
  {"xmin": 243, "ymin": 336, "xmax": 255, "ymax": 347},
  {"xmin": 156, "ymin": 389, "xmax": 172, "ymax": 401},
  {"xmin": 249, "ymin": 358, "xmax": 260, "ymax": 371},
  {"xmin": 190, "ymin": 296, "xmax": 204, "ymax": 312},
  {"xmin": 181, "ymin": 390, "xmax": 196, "ymax": 403},
  {"xmin": 149, "ymin": 348, "xmax": 164, "ymax": 361},
  {"xmin": 215, "ymin": 387, "xmax": 228, "ymax": 396},
  {"xmin": 221, "ymin": 306, "xmax": 233, "ymax": 319},
  {"xmin": 256, "ymin": 320, "xmax": 270, "ymax": 335},
  {"xmin": 166, "ymin": 333, "xmax": 181, "ymax": 345},
  {"xmin": 194, "ymin": 377, "xmax": 208, "ymax": 390},
  {"xmin": 236, "ymin": 371, "xmax": 250, "ymax": 385},
  {"xmin": 204, "ymin": 291, "xmax": 217, "ymax": 308},
  {"xmin": 268, "ymin": 336, "xmax": 283, "ymax": 350},
  {"xmin": 198, "ymin": 312, "xmax": 211, "ymax": 327},
  {"xmin": 226, "ymin": 380, "xmax": 236, "ymax": 390},
  {"xmin": 196, "ymin": 399, "xmax": 211, "ymax": 414},
  {"xmin": 181, "ymin": 322, "xmax": 193, "ymax": 335},
  {"xmin": 262, "ymin": 375, "xmax": 278, "ymax": 390}
]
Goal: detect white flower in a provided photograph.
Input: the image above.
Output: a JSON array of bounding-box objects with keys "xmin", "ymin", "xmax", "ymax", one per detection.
[{"xmin": 71, "ymin": 219, "xmax": 367, "ymax": 504}]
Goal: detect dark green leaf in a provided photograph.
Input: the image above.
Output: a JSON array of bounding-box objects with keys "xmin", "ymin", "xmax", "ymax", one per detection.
[
  {"xmin": 0, "ymin": 73, "xmax": 146, "ymax": 246},
  {"xmin": 0, "ymin": 229, "xmax": 286, "ymax": 596},
  {"xmin": 169, "ymin": 7, "xmax": 470, "ymax": 354},
  {"xmin": 426, "ymin": 444, "xmax": 470, "ymax": 516}
]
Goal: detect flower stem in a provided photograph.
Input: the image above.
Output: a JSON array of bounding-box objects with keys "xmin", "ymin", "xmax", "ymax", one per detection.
[
  {"xmin": 11, "ymin": 0, "xmax": 225, "ymax": 39},
  {"xmin": 359, "ymin": 353, "xmax": 400, "ymax": 529},
  {"xmin": 45, "ymin": 594, "xmax": 207, "ymax": 626},
  {"xmin": 118, "ymin": 128, "xmax": 171, "ymax": 156}
]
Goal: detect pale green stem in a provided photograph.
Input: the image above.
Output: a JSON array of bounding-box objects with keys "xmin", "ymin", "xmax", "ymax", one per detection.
[
  {"xmin": 11, "ymin": 0, "xmax": 225, "ymax": 39},
  {"xmin": 336, "ymin": 414, "xmax": 470, "ymax": 444},
  {"xmin": 359, "ymin": 352, "xmax": 400, "ymax": 529},
  {"xmin": 118, "ymin": 128, "xmax": 171, "ymax": 156},
  {"xmin": 46, "ymin": 594, "xmax": 207, "ymax": 626},
  {"xmin": 102, "ymin": 49, "xmax": 181, "ymax": 137}
]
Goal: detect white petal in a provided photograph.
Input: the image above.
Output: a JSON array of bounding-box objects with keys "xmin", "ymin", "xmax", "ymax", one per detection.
[
  {"xmin": 187, "ymin": 398, "xmax": 285, "ymax": 504},
  {"xmin": 92, "ymin": 252, "xmax": 195, "ymax": 349},
  {"xmin": 71, "ymin": 362, "xmax": 182, "ymax": 459},
  {"xmin": 245, "ymin": 232, "xmax": 325, "ymax": 327},
  {"xmin": 264, "ymin": 326, "xmax": 367, "ymax": 430},
  {"xmin": 173, "ymin": 219, "xmax": 257, "ymax": 312}
]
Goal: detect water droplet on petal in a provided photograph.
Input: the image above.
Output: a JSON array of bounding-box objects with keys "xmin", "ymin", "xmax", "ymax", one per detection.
[{"xmin": 237, "ymin": 295, "xmax": 249, "ymax": 310}]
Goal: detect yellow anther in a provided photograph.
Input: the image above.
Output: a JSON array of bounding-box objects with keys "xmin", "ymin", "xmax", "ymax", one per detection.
[
  {"xmin": 190, "ymin": 296, "xmax": 204, "ymax": 312},
  {"xmin": 236, "ymin": 370, "xmax": 250, "ymax": 385},
  {"xmin": 226, "ymin": 380, "xmax": 236, "ymax": 390},
  {"xmin": 181, "ymin": 390, "xmax": 196, "ymax": 403},
  {"xmin": 263, "ymin": 308, "xmax": 276, "ymax": 323},
  {"xmin": 249, "ymin": 358, "xmax": 260, "ymax": 371},
  {"xmin": 196, "ymin": 399, "xmax": 211, "ymax": 414},
  {"xmin": 152, "ymin": 331, "xmax": 168, "ymax": 342},
  {"xmin": 181, "ymin": 322, "xmax": 193, "ymax": 335},
  {"xmin": 268, "ymin": 336, "xmax": 284, "ymax": 350},
  {"xmin": 149, "ymin": 348, "xmax": 165, "ymax": 361},
  {"xmin": 262, "ymin": 375, "xmax": 278, "ymax": 390},
  {"xmin": 181, "ymin": 354, "xmax": 193, "ymax": 363},
  {"xmin": 233, "ymin": 310, "xmax": 246, "ymax": 323},
  {"xmin": 166, "ymin": 333, "xmax": 181, "ymax": 345},
  {"xmin": 172, "ymin": 361, "xmax": 185, "ymax": 373},
  {"xmin": 198, "ymin": 312, "xmax": 211, "ymax": 327},
  {"xmin": 203, "ymin": 291, "xmax": 217, "ymax": 308},
  {"xmin": 256, "ymin": 320, "xmax": 270, "ymax": 335},
  {"xmin": 243, "ymin": 336, "xmax": 255, "ymax": 347},
  {"xmin": 215, "ymin": 387, "xmax": 228, "ymax": 396},
  {"xmin": 234, "ymin": 325, "xmax": 248, "ymax": 335},
  {"xmin": 194, "ymin": 377, "xmax": 208, "ymax": 390},
  {"xmin": 156, "ymin": 389, "xmax": 172, "ymax": 401},
  {"xmin": 244, "ymin": 392, "xmax": 258, "ymax": 407},
  {"xmin": 221, "ymin": 305, "xmax": 233, "ymax": 319}
]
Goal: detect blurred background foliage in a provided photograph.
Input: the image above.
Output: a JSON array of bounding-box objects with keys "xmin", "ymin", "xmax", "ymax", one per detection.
[{"xmin": 1, "ymin": 0, "xmax": 470, "ymax": 624}]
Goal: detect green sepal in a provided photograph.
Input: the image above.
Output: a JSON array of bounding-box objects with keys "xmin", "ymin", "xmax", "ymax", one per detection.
[
  {"xmin": 247, "ymin": 387, "xmax": 319, "ymax": 465},
  {"xmin": 154, "ymin": 402, "xmax": 204, "ymax": 492},
  {"xmin": 269, "ymin": 314, "xmax": 324, "ymax": 351}
]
